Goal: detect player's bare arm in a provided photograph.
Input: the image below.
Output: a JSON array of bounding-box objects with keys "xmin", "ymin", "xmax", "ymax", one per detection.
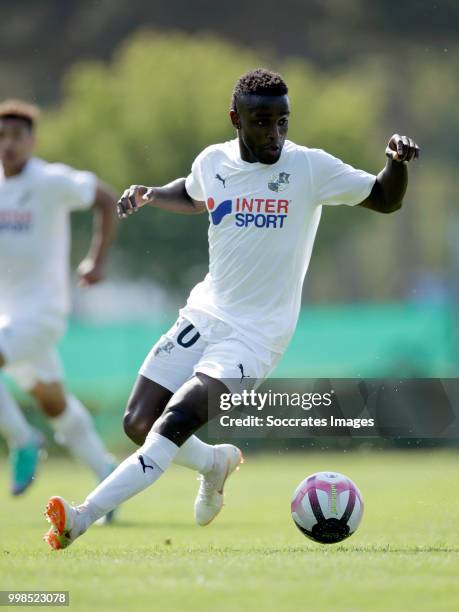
[
  {"xmin": 77, "ymin": 180, "xmax": 118, "ymax": 287},
  {"xmin": 116, "ymin": 178, "xmax": 206, "ymax": 219},
  {"xmin": 359, "ymin": 134, "xmax": 420, "ymax": 214}
]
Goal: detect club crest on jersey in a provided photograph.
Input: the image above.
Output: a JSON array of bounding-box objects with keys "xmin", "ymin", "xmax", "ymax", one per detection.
[{"xmin": 268, "ymin": 172, "xmax": 290, "ymax": 192}]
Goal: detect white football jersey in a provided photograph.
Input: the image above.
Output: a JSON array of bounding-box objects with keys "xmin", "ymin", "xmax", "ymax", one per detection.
[
  {"xmin": 0, "ymin": 158, "xmax": 96, "ymax": 317},
  {"xmin": 182, "ymin": 138, "xmax": 376, "ymax": 354}
]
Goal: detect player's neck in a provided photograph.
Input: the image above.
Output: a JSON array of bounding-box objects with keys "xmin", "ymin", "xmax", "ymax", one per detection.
[
  {"xmin": 2, "ymin": 159, "xmax": 29, "ymax": 178},
  {"xmin": 237, "ymin": 137, "xmax": 258, "ymax": 163}
]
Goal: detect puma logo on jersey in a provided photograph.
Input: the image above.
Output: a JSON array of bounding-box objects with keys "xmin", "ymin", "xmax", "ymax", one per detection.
[
  {"xmin": 17, "ymin": 190, "xmax": 32, "ymax": 206},
  {"xmin": 215, "ymin": 173, "xmax": 227, "ymax": 188}
]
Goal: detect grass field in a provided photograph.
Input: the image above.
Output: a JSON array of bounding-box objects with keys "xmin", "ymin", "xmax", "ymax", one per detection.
[{"xmin": 1, "ymin": 450, "xmax": 458, "ymax": 611}]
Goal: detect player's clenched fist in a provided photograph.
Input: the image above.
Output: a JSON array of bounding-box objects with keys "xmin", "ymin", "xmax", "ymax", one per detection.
[
  {"xmin": 385, "ymin": 134, "xmax": 420, "ymax": 163},
  {"xmin": 116, "ymin": 185, "xmax": 155, "ymax": 219}
]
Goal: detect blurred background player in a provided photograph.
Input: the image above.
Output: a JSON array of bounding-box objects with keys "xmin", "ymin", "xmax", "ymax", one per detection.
[
  {"xmin": 0, "ymin": 99, "xmax": 118, "ymax": 499},
  {"xmin": 42, "ymin": 68, "xmax": 419, "ymax": 549}
]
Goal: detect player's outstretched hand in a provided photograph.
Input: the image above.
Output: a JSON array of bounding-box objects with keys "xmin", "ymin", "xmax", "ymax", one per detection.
[
  {"xmin": 116, "ymin": 185, "xmax": 154, "ymax": 219},
  {"xmin": 385, "ymin": 134, "xmax": 420, "ymax": 163}
]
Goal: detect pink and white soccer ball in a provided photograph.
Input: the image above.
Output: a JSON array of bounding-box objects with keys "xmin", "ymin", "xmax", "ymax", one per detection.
[{"xmin": 291, "ymin": 471, "xmax": 364, "ymax": 544}]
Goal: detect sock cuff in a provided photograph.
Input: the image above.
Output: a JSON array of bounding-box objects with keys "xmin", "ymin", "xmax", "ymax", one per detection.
[
  {"xmin": 50, "ymin": 395, "xmax": 89, "ymax": 433},
  {"xmin": 141, "ymin": 431, "xmax": 178, "ymax": 471},
  {"xmin": 173, "ymin": 435, "xmax": 214, "ymax": 474}
]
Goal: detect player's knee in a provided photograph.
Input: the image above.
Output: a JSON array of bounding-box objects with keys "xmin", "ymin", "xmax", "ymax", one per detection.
[
  {"xmin": 123, "ymin": 378, "xmax": 170, "ymax": 445},
  {"xmin": 154, "ymin": 406, "xmax": 206, "ymax": 446},
  {"xmin": 31, "ymin": 382, "xmax": 66, "ymax": 417},
  {"xmin": 40, "ymin": 396, "xmax": 66, "ymax": 417},
  {"xmin": 123, "ymin": 412, "xmax": 148, "ymax": 445},
  {"xmin": 152, "ymin": 373, "xmax": 223, "ymax": 445},
  {"xmin": 123, "ymin": 411, "xmax": 151, "ymax": 446}
]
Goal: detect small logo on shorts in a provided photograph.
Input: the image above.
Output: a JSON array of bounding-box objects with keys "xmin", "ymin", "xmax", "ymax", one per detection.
[
  {"xmin": 237, "ymin": 363, "xmax": 250, "ymax": 383},
  {"xmin": 154, "ymin": 340, "xmax": 174, "ymax": 357}
]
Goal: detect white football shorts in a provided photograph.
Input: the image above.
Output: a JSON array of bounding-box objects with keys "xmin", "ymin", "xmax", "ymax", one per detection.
[
  {"xmin": 139, "ymin": 312, "xmax": 282, "ymax": 395},
  {"xmin": 0, "ymin": 312, "xmax": 65, "ymax": 390}
]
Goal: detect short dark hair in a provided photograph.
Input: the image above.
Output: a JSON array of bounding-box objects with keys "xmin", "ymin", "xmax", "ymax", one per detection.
[
  {"xmin": 0, "ymin": 99, "xmax": 40, "ymax": 130},
  {"xmin": 231, "ymin": 68, "xmax": 288, "ymax": 111}
]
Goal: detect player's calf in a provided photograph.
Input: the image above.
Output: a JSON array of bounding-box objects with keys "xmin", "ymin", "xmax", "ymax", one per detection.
[
  {"xmin": 152, "ymin": 372, "xmax": 226, "ymax": 446},
  {"xmin": 123, "ymin": 376, "xmax": 172, "ymax": 445}
]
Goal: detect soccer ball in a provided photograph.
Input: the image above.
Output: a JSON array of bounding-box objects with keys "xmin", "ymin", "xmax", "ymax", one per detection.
[{"xmin": 291, "ymin": 471, "xmax": 364, "ymax": 544}]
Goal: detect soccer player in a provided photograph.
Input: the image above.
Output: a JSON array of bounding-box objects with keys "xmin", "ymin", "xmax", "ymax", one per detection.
[
  {"xmin": 0, "ymin": 100, "xmax": 118, "ymax": 499},
  {"xmin": 43, "ymin": 69, "xmax": 419, "ymax": 549}
]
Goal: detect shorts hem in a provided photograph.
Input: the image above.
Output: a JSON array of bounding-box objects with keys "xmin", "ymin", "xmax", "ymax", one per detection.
[
  {"xmin": 193, "ymin": 366, "xmax": 233, "ymax": 393},
  {"xmin": 138, "ymin": 368, "xmax": 180, "ymax": 394}
]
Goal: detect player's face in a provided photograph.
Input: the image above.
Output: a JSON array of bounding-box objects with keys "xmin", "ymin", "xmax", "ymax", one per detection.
[
  {"xmin": 231, "ymin": 94, "xmax": 290, "ymax": 165},
  {"xmin": 0, "ymin": 118, "xmax": 35, "ymax": 172}
]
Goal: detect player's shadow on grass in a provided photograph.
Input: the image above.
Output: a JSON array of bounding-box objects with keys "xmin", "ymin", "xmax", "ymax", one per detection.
[
  {"xmin": 185, "ymin": 545, "xmax": 459, "ymax": 554},
  {"xmin": 111, "ymin": 520, "xmax": 259, "ymax": 530},
  {"xmin": 113, "ymin": 520, "xmax": 195, "ymax": 530},
  {"xmin": 324, "ymin": 545, "xmax": 459, "ymax": 554}
]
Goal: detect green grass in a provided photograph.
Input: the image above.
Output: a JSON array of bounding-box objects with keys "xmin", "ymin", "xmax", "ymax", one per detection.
[{"xmin": 1, "ymin": 450, "xmax": 458, "ymax": 612}]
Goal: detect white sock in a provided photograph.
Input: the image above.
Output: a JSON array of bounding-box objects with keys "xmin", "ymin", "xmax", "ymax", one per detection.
[
  {"xmin": 173, "ymin": 435, "xmax": 215, "ymax": 474},
  {"xmin": 50, "ymin": 395, "xmax": 112, "ymax": 480},
  {"xmin": 0, "ymin": 379, "xmax": 34, "ymax": 448},
  {"xmin": 79, "ymin": 431, "xmax": 178, "ymax": 529}
]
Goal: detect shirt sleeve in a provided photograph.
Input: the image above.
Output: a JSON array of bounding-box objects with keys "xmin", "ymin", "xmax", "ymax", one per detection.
[
  {"xmin": 310, "ymin": 149, "xmax": 376, "ymax": 207},
  {"xmin": 185, "ymin": 154, "xmax": 205, "ymax": 202},
  {"xmin": 45, "ymin": 163, "xmax": 97, "ymax": 211}
]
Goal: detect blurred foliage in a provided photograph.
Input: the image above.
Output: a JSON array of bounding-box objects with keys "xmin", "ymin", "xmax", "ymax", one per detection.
[
  {"xmin": 303, "ymin": 49, "xmax": 459, "ymax": 301},
  {"xmin": 38, "ymin": 31, "xmax": 383, "ymax": 293},
  {"xmin": 32, "ymin": 26, "xmax": 458, "ymax": 303},
  {"xmin": 2, "ymin": 1, "xmax": 458, "ymax": 104}
]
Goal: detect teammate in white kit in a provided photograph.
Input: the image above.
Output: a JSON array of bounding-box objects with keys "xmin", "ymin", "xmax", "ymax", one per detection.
[
  {"xmin": 43, "ymin": 69, "xmax": 419, "ymax": 549},
  {"xmin": 0, "ymin": 100, "xmax": 118, "ymax": 501}
]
